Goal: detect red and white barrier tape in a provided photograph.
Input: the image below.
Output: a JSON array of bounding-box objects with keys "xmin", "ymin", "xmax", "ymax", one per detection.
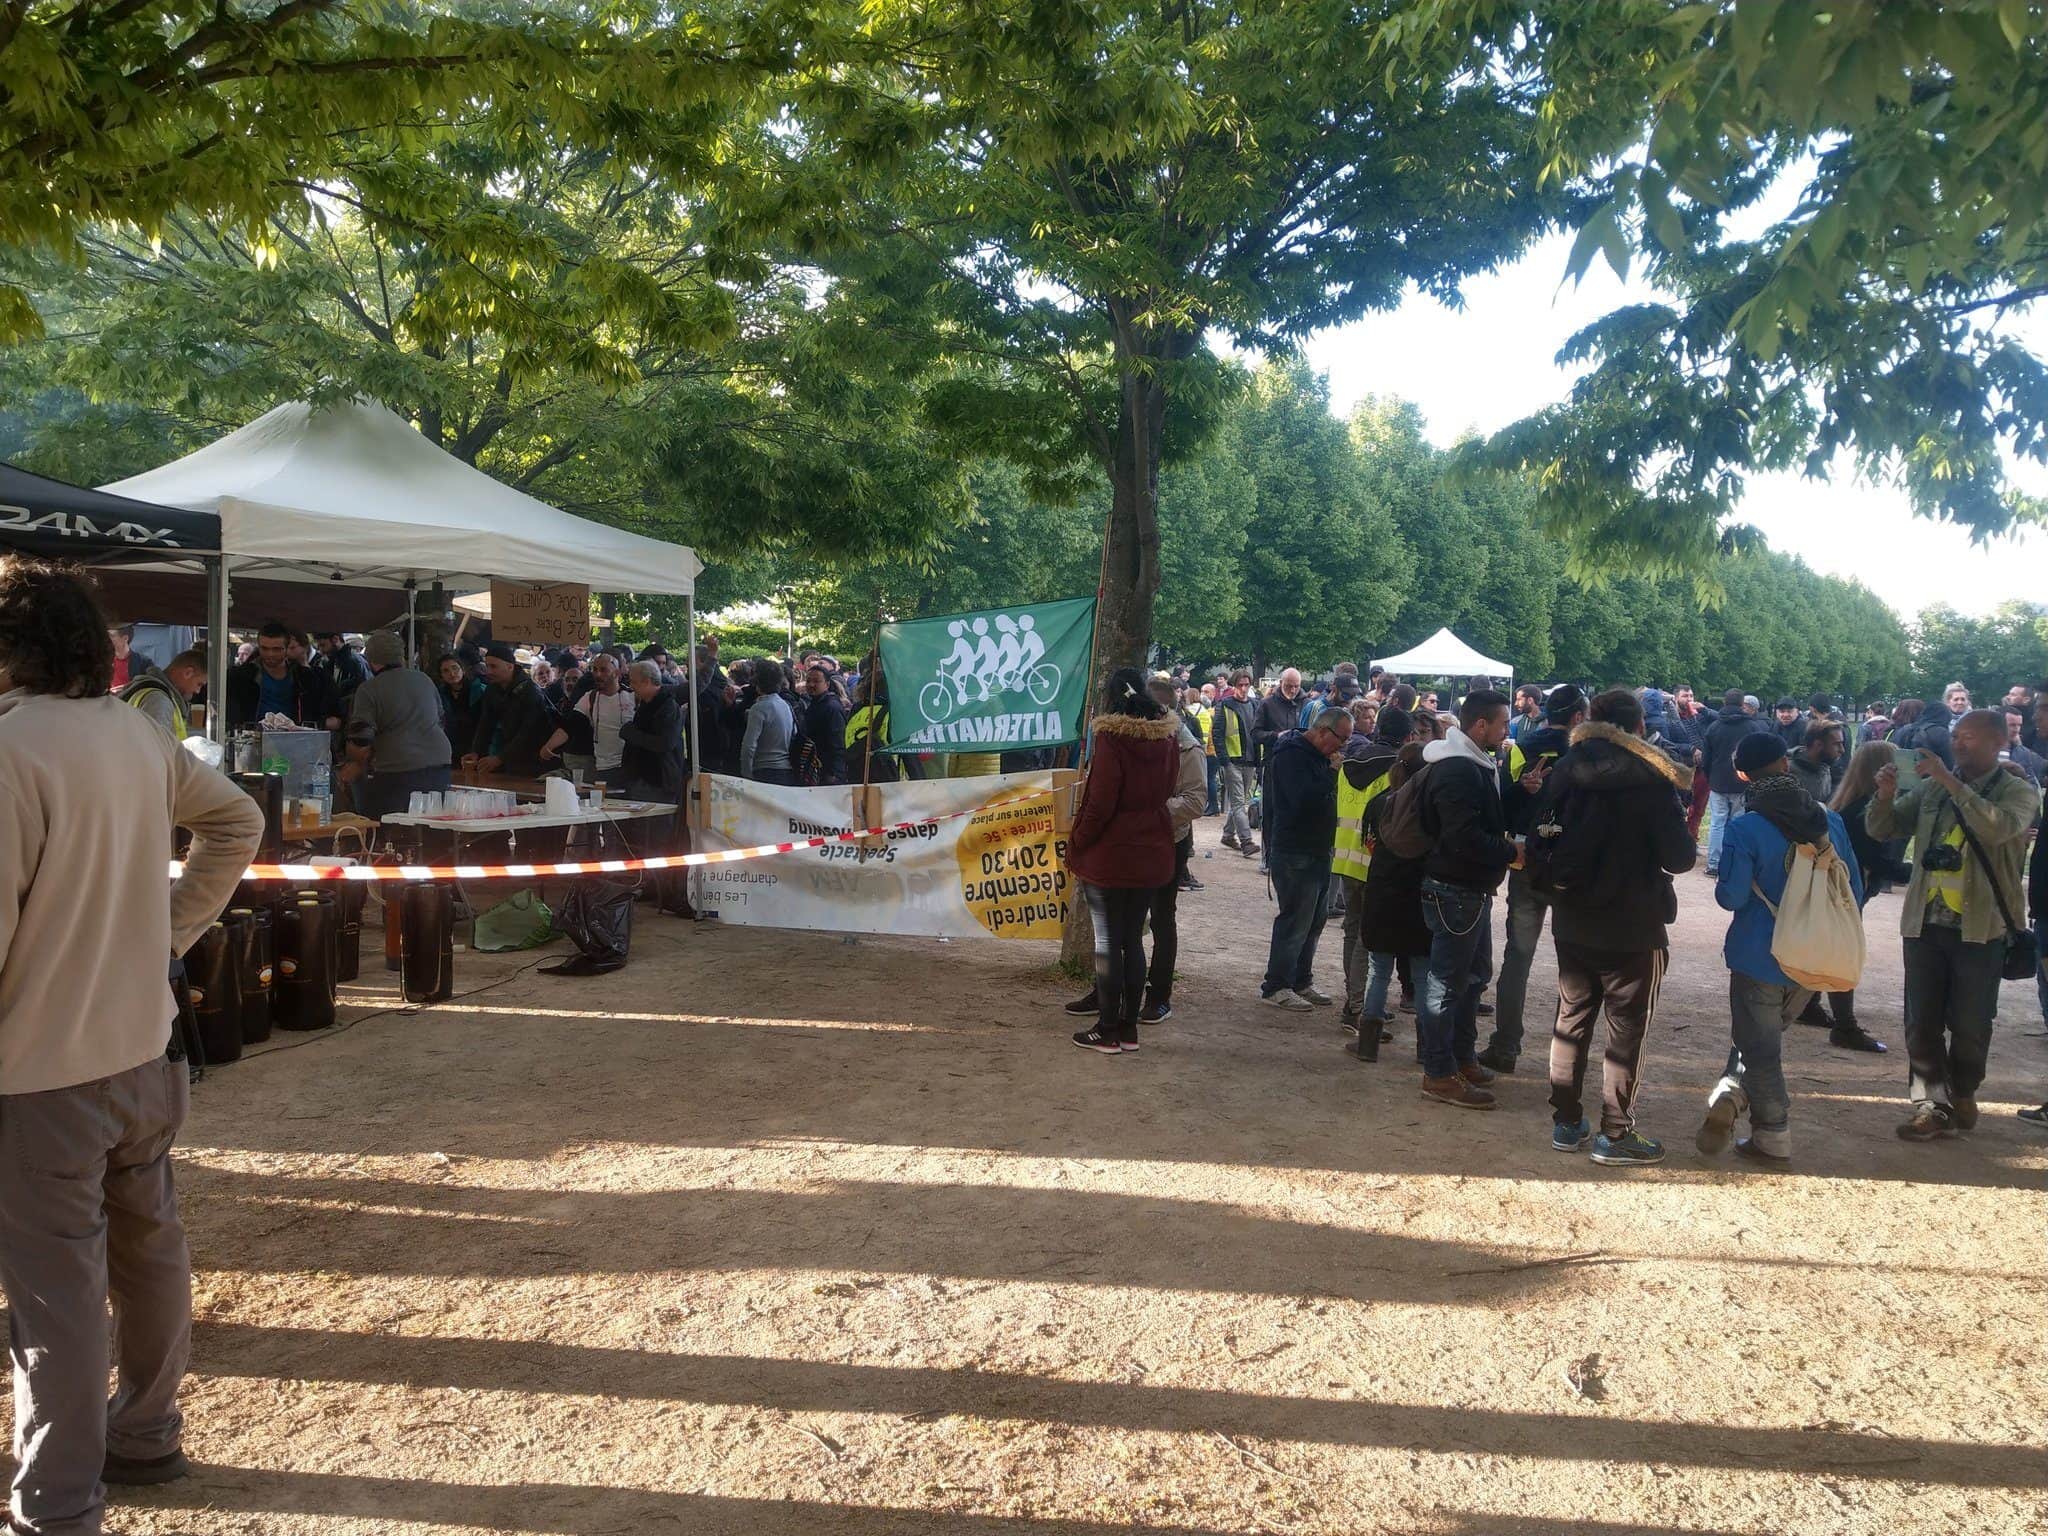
[{"xmin": 170, "ymin": 786, "xmax": 1062, "ymax": 882}]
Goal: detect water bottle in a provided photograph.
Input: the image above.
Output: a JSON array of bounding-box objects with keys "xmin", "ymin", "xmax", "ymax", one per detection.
[{"xmin": 309, "ymin": 758, "xmax": 332, "ymax": 824}]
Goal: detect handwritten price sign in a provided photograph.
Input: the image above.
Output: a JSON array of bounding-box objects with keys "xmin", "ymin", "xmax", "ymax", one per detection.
[{"xmin": 490, "ymin": 581, "xmax": 592, "ymax": 646}]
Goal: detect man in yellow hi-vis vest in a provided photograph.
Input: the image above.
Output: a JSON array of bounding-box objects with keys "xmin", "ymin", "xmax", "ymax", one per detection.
[
  {"xmin": 116, "ymin": 649, "xmax": 206, "ymax": 742},
  {"xmin": 1334, "ymin": 709, "xmax": 1407, "ymax": 1039}
]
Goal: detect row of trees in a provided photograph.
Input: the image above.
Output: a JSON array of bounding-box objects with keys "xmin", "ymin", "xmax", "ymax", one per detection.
[
  {"xmin": 3, "ymin": 2, "xmax": 2045, "ymax": 693},
  {"xmin": 778, "ymin": 360, "xmax": 1917, "ymax": 701}
]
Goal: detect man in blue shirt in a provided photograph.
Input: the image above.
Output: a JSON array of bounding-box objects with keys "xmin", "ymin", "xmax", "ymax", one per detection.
[{"xmin": 1697, "ymin": 732, "xmax": 1863, "ymax": 1167}]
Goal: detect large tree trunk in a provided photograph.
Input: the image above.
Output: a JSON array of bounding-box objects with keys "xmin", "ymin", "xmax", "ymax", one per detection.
[{"xmin": 1059, "ymin": 334, "xmax": 1183, "ymax": 973}]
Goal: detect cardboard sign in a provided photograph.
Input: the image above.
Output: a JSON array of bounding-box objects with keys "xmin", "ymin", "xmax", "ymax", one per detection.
[{"xmin": 489, "ymin": 581, "xmax": 591, "ymax": 647}]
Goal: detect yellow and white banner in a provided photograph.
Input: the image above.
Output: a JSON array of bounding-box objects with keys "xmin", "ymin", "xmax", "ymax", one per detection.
[{"xmin": 695, "ymin": 771, "xmax": 1070, "ymax": 939}]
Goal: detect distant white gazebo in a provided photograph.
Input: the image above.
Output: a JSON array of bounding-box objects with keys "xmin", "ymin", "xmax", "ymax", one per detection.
[{"xmin": 1370, "ymin": 627, "xmax": 1512, "ymax": 683}]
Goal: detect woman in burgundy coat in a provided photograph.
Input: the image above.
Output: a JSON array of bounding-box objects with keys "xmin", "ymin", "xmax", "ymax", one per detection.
[{"xmin": 1066, "ymin": 666, "xmax": 1181, "ymax": 1053}]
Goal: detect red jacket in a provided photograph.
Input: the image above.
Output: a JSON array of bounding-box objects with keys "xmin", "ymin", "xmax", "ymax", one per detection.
[{"xmin": 1066, "ymin": 712, "xmax": 1180, "ymax": 889}]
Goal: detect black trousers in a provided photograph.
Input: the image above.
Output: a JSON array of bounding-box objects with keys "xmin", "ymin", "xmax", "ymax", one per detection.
[
  {"xmin": 1173, "ymin": 832, "xmax": 1192, "ymax": 885},
  {"xmin": 1145, "ymin": 871, "xmax": 1180, "ymax": 1007},
  {"xmin": 1085, "ymin": 883, "xmax": 1151, "ymax": 1042},
  {"xmin": 1548, "ymin": 940, "xmax": 1666, "ymax": 1138}
]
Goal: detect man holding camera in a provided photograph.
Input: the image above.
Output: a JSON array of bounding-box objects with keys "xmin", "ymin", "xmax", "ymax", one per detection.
[{"xmin": 1870, "ymin": 709, "xmax": 2041, "ymax": 1142}]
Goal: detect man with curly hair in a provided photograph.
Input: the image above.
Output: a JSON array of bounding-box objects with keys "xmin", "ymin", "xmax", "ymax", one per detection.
[{"xmin": 0, "ymin": 558, "xmax": 263, "ymax": 1533}]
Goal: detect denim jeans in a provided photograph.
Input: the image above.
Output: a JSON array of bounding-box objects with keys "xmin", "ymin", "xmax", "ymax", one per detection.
[
  {"xmin": 1486, "ymin": 869, "xmax": 1550, "ymax": 1059},
  {"xmin": 1707, "ymin": 790, "xmax": 1745, "ymax": 872},
  {"xmin": 1262, "ymin": 851, "xmax": 1332, "ymax": 997},
  {"xmin": 1364, "ymin": 950, "xmax": 1426, "ymax": 1022},
  {"xmin": 1205, "ymin": 756, "xmax": 1221, "ymax": 816},
  {"xmin": 1719, "ymin": 973, "xmax": 1810, "ymax": 1149},
  {"xmin": 1419, "ymin": 879, "xmax": 1494, "ymax": 1078},
  {"xmin": 1901, "ymin": 926, "xmax": 2007, "ymax": 1108}
]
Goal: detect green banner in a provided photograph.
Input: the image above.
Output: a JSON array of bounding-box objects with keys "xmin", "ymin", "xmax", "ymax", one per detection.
[{"xmin": 880, "ymin": 596, "xmax": 1096, "ymax": 753}]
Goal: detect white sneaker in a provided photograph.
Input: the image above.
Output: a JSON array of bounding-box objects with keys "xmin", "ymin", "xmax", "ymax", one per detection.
[
  {"xmin": 1263, "ymin": 988, "xmax": 1313, "ymax": 1012},
  {"xmin": 1296, "ymin": 986, "xmax": 1334, "ymax": 1007},
  {"xmin": 1696, "ymin": 1077, "xmax": 1747, "ymax": 1157}
]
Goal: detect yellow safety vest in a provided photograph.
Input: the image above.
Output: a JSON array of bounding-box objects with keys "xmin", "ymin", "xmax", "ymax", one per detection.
[
  {"xmin": 121, "ymin": 675, "xmax": 187, "ymax": 740},
  {"xmin": 847, "ymin": 704, "xmax": 887, "ymax": 748},
  {"xmin": 1927, "ymin": 824, "xmax": 1966, "ymax": 917},
  {"xmin": 1334, "ymin": 760, "xmax": 1394, "ymax": 882},
  {"xmin": 1212, "ymin": 704, "xmax": 1243, "ymax": 759},
  {"xmin": 1191, "ymin": 703, "xmax": 1212, "ymax": 748}
]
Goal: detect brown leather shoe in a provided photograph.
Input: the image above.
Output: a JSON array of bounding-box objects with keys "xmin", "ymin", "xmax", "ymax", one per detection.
[
  {"xmin": 1422, "ymin": 1074, "xmax": 1495, "ymax": 1110},
  {"xmin": 1458, "ymin": 1060, "xmax": 1496, "ymax": 1087}
]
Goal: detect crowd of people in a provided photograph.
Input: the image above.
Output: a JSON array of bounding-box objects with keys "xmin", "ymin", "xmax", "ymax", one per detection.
[{"xmin": 1065, "ymin": 660, "xmax": 2048, "ymax": 1164}]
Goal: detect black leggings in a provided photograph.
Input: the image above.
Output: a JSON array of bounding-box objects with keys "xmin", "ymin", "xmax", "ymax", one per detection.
[{"xmin": 1085, "ymin": 882, "xmax": 1151, "ymax": 1041}]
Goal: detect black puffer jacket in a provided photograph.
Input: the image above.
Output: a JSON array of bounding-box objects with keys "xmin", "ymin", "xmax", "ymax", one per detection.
[{"xmin": 1544, "ymin": 722, "xmax": 1697, "ymax": 952}]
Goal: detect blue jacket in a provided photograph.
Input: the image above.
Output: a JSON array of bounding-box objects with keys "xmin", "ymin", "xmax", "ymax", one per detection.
[{"xmin": 1715, "ymin": 808, "xmax": 1864, "ymax": 986}]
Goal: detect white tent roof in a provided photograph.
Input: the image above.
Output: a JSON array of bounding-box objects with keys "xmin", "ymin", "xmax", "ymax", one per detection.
[
  {"xmin": 1370, "ymin": 627, "xmax": 1512, "ymax": 680},
  {"xmin": 104, "ymin": 399, "xmax": 699, "ymax": 596}
]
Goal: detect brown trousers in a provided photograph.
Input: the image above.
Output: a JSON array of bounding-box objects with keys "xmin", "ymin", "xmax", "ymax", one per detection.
[{"xmin": 0, "ymin": 1054, "xmax": 191, "ymax": 1536}]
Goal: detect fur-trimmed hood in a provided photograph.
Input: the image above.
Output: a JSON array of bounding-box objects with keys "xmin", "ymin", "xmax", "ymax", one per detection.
[
  {"xmin": 1092, "ymin": 711, "xmax": 1181, "ymax": 741},
  {"xmin": 1566, "ymin": 720, "xmax": 1694, "ymax": 792}
]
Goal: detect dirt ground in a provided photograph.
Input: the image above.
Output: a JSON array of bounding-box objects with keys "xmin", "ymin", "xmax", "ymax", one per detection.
[{"xmin": 10, "ymin": 814, "xmax": 2046, "ymax": 1536}]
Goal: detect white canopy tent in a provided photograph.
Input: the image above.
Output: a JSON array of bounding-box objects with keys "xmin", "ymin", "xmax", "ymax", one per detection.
[
  {"xmin": 105, "ymin": 399, "xmax": 700, "ymax": 595},
  {"xmin": 105, "ymin": 399, "xmax": 704, "ymax": 752},
  {"xmin": 1370, "ymin": 627, "xmax": 1512, "ymax": 683}
]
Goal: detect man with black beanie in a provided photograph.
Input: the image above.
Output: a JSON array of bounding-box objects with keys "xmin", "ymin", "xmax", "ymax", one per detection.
[
  {"xmin": 1478, "ymin": 684, "xmax": 1585, "ymax": 1073},
  {"xmin": 462, "ymin": 641, "xmax": 555, "ymax": 778}
]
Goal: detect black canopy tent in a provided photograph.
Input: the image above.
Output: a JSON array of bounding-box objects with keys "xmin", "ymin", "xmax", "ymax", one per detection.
[
  {"xmin": 0, "ymin": 462, "xmax": 221, "ymax": 559},
  {"xmin": 0, "ymin": 461, "xmax": 229, "ymax": 738}
]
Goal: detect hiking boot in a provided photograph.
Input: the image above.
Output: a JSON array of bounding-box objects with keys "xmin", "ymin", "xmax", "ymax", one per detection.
[
  {"xmin": 1138, "ymin": 1000, "xmax": 1172, "ymax": 1025},
  {"xmin": 1950, "ymin": 1095, "xmax": 1979, "ymax": 1131},
  {"xmin": 1347, "ymin": 1033, "xmax": 1380, "ymax": 1063},
  {"xmin": 1239, "ymin": 841, "xmax": 1261, "ymax": 859},
  {"xmin": 1262, "ymin": 988, "xmax": 1313, "ymax": 1012},
  {"xmin": 1062, "ymin": 991, "xmax": 1099, "ymax": 1016},
  {"xmin": 1422, "ymin": 1074, "xmax": 1495, "ymax": 1110},
  {"xmin": 1221, "ymin": 833, "xmax": 1241, "ymax": 850},
  {"xmin": 1895, "ymin": 1105, "xmax": 1956, "ymax": 1141},
  {"xmin": 1829, "ymin": 1024, "xmax": 1886, "ymax": 1054},
  {"xmin": 1591, "ymin": 1131, "xmax": 1666, "ymax": 1167},
  {"xmin": 1071, "ymin": 1028, "xmax": 1123, "ymax": 1055},
  {"xmin": 1457, "ymin": 1060, "xmax": 1495, "ymax": 1087},
  {"xmin": 1551, "ymin": 1118, "xmax": 1591, "ymax": 1153},
  {"xmin": 1696, "ymin": 1082, "xmax": 1744, "ymax": 1156},
  {"xmin": 1296, "ymin": 985, "xmax": 1334, "ymax": 1007},
  {"xmin": 103, "ymin": 1451, "xmax": 191, "ymax": 1487},
  {"xmin": 1474, "ymin": 1045, "xmax": 1517, "ymax": 1074}
]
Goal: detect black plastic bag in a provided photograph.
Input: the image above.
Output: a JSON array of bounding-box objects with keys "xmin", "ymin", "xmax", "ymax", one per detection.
[{"xmin": 542, "ymin": 878, "xmax": 636, "ymax": 975}]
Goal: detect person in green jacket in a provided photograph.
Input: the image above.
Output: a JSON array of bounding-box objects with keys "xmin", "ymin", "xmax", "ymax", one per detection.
[{"xmin": 1869, "ymin": 709, "xmax": 2041, "ymax": 1142}]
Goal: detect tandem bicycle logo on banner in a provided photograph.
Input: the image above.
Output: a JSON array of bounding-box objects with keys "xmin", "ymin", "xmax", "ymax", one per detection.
[{"xmin": 881, "ymin": 596, "xmax": 1095, "ymax": 753}]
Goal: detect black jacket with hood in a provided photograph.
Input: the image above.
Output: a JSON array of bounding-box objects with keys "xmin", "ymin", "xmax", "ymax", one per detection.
[
  {"xmin": 1543, "ymin": 722, "xmax": 1697, "ymax": 952},
  {"xmin": 1703, "ymin": 710, "xmax": 1765, "ymax": 795}
]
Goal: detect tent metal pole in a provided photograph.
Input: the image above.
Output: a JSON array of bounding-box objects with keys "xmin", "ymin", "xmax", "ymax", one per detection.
[
  {"xmin": 404, "ymin": 578, "xmax": 418, "ymax": 667},
  {"xmin": 685, "ymin": 591, "xmax": 700, "ymax": 913},
  {"xmin": 205, "ymin": 557, "xmax": 230, "ymax": 747}
]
